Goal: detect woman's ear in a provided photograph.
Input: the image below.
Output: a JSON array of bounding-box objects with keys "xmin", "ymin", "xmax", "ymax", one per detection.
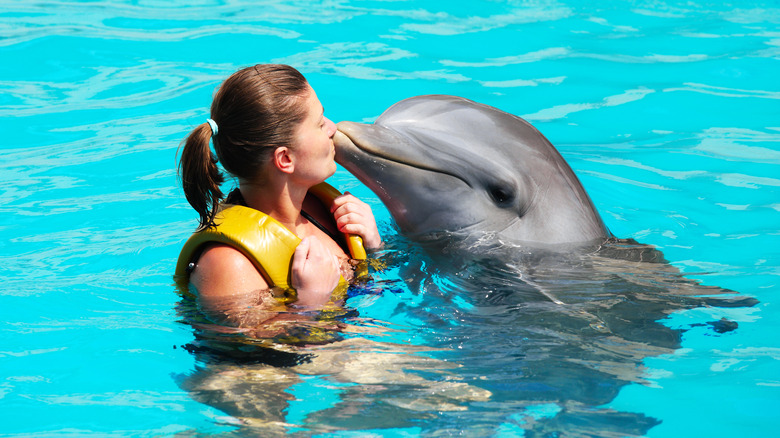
[{"xmin": 273, "ymin": 146, "xmax": 295, "ymax": 174}]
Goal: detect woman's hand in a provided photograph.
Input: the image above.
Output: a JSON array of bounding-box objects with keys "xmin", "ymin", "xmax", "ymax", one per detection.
[
  {"xmin": 290, "ymin": 236, "xmax": 341, "ymax": 308},
  {"xmin": 331, "ymin": 192, "xmax": 382, "ymax": 250}
]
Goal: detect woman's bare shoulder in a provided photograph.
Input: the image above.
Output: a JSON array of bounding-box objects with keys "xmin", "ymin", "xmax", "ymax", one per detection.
[{"xmin": 189, "ymin": 244, "xmax": 268, "ymax": 298}]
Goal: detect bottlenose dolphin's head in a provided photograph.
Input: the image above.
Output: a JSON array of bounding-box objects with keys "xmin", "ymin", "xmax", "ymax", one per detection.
[{"xmin": 335, "ymin": 95, "xmax": 609, "ymax": 247}]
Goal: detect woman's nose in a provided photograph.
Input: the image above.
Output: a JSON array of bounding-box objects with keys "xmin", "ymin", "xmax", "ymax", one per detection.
[{"xmin": 325, "ymin": 117, "xmax": 337, "ymax": 137}]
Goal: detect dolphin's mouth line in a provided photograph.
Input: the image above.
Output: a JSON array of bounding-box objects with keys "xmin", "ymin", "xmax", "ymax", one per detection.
[{"xmin": 337, "ymin": 128, "xmax": 473, "ymax": 188}]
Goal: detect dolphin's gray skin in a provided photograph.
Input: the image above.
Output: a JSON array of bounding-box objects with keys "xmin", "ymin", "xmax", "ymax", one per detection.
[{"xmin": 334, "ymin": 95, "xmax": 610, "ymax": 247}]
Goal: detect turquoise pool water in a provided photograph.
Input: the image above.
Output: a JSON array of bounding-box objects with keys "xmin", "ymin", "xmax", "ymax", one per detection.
[{"xmin": 1, "ymin": 1, "xmax": 778, "ymax": 436}]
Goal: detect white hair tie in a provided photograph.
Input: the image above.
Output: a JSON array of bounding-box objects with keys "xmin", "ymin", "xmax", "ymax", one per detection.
[{"xmin": 206, "ymin": 118, "xmax": 218, "ymax": 137}]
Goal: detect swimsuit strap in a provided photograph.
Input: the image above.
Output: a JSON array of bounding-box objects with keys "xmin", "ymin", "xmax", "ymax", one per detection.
[
  {"xmin": 225, "ymin": 187, "xmax": 245, "ymax": 205},
  {"xmin": 300, "ymin": 209, "xmax": 344, "ymax": 249}
]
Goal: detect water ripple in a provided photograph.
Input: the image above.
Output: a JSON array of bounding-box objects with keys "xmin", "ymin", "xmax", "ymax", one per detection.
[
  {"xmin": 522, "ymin": 87, "xmax": 655, "ymax": 121},
  {"xmin": 585, "ymin": 157, "xmax": 707, "ymax": 181},
  {"xmin": 478, "ymin": 76, "xmax": 566, "ymax": 88},
  {"xmin": 397, "ymin": 7, "xmax": 572, "ymax": 36},
  {"xmin": 0, "ymin": 0, "xmax": 375, "ymax": 47},
  {"xmin": 693, "ymin": 128, "xmax": 780, "ymax": 163},
  {"xmin": 442, "ymin": 48, "xmax": 713, "ymax": 68},
  {"xmin": 441, "ymin": 47, "xmax": 571, "ymax": 67},
  {"xmin": 664, "ymin": 82, "xmax": 780, "ymax": 99},
  {"xmin": 0, "ymin": 63, "xmax": 229, "ymax": 116},
  {"xmin": 0, "ymin": 21, "xmax": 300, "ymax": 47},
  {"xmin": 274, "ymin": 42, "xmax": 469, "ymax": 82},
  {"xmin": 4, "ymin": 186, "xmax": 179, "ymax": 216},
  {"xmin": 716, "ymin": 173, "xmax": 780, "ymax": 189}
]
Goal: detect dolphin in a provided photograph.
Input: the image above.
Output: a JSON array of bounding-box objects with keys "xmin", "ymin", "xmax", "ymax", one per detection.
[{"xmin": 334, "ymin": 95, "xmax": 610, "ymax": 247}]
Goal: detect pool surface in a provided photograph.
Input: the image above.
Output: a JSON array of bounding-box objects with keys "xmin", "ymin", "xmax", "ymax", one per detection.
[{"xmin": 1, "ymin": 1, "xmax": 779, "ymax": 436}]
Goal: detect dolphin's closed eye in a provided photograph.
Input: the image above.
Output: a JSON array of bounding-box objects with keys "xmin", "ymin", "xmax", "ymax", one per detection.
[{"xmin": 488, "ymin": 185, "xmax": 514, "ymax": 205}]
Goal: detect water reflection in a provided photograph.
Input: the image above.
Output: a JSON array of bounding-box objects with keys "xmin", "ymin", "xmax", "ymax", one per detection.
[{"xmin": 177, "ymin": 292, "xmax": 491, "ymax": 435}]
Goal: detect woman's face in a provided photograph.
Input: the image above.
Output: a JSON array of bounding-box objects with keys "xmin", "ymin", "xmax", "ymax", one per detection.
[{"xmin": 290, "ymin": 86, "xmax": 338, "ymax": 186}]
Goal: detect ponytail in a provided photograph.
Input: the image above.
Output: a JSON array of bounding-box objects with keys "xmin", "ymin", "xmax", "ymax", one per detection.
[{"xmin": 178, "ymin": 122, "xmax": 225, "ymax": 230}]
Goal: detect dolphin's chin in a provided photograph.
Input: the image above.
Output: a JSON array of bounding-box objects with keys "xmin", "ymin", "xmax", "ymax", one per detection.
[
  {"xmin": 333, "ymin": 129, "xmax": 391, "ymax": 198},
  {"xmin": 333, "ymin": 130, "xmax": 358, "ymax": 165}
]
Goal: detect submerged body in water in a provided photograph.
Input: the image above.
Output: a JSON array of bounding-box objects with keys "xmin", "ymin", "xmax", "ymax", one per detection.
[{"xmin": 177, "ymin": 237, "xmax": 755, "ymax": 437}]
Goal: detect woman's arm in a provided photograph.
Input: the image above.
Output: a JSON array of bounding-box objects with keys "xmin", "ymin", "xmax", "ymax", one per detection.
[
  {"xmin": 189, "ymin": 244, "xmax": 277, "ymax": 326},
  {"xmin": 190, "ymin": 241, "xmax": 341, "ymax": 327}
]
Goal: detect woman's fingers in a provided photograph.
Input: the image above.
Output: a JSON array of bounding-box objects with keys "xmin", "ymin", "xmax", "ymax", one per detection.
[
  {"xmin": 291, "ymin": 235, "xmax": 311, "ymax": 276},
  {"xmin": 291, "ymin": 236, "xmax": 341, "ymax": 308},
  {"xmin": 331, "ymin": 193, "xmax": 382, "ymax": 249}
]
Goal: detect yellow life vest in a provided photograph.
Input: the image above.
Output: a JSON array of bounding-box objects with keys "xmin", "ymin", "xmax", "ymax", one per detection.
[{"xmin": 174, "ymin": 182, "xmax": 367, "ymax": 294}]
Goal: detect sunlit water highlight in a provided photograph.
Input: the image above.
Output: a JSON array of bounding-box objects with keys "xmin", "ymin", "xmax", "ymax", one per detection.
[{"xmin": 1, "ymin": 1, "xmax": 778, "ymax": 437}]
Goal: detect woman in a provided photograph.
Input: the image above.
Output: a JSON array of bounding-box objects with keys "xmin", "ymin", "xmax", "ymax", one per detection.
[{"xmin": 176, "ymin": 64, "xmax": 381, "ymax": 327}]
